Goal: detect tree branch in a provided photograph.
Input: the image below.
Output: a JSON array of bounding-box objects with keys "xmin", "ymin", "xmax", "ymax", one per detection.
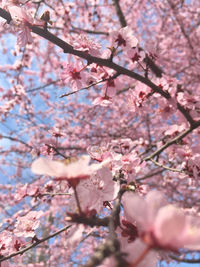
[
  {"xmin": 144, "ymin": 120, "xmax": 200, "ymax": 161},
  {"xmin": 0, "ymin": 8, "xmax": 196, "ymax": 126},
  {"xmin": 0, "ymin": 224, "xmax": 72, "ymax": 263}
]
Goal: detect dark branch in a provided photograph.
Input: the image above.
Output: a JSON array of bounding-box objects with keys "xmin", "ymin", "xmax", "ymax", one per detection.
[
  {"xmin": 0, "ymin": 8, "xmax": 196, "ymax": 125},
  {"xmin": 144, "ymin": 120, "xmax": 200, "ymax": 161}
]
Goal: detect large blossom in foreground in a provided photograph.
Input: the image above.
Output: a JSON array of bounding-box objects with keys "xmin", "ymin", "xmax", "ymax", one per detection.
[
  {"xmin": 122, "ymin": 191, "xmax": 200, "ymax": 251},
  {"xmin": 101, "ymin": 239, "xmax": 157, "ymax": 267},
  {"xmin": 31, "ymin": 155, "xmax": 101, "ymax": 181}
]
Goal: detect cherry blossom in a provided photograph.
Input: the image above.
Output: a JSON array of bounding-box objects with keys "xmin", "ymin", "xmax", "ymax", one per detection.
[
  {"xmin": 101, "ymin": 239, "xmax": 157, "ymax": 267},
  {"xmin": 92, "ymin": 96, "xmax": 113, "ymax": 106},
  {"xmin": 0, "ymin": 0, "xmax": 199, "ymax": 266},
  {"xmin": 74, "ymin": 166, "xmax": 120, "ymax": 213},
  {"xmin": 14, "ymin": 211, "xmax": 43, "ymax": 238},
  {"xmin": 73, "ymin": 34, "xmax": 101, "ymax": 56},
  {"xmin": 122, "ymin": 191, "xmax": 200, "ymax": 251},
  {"xmin": 8, "ymin": 5, "xmax": 34, "ymax": 47},
  {"xmin": 110, "ymin": 26, "xmax": 138, "ymax": 50},
  {"xmin": 60, "ymin": 62, "xmax": 87, "ymax": 91},
  {"xmin": 31, "ymin": 155, "xmax": 105, "ymax": 181},
  {"xmin": 0, "ymin": 232, "xmax": 12, "ymax": 256}
]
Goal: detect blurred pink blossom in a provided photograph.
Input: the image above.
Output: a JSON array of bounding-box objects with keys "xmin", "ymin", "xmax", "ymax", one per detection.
[
  {"xmin": 31, "ymin": 155, "xmax": 103, "ymax": 181},
  {"xmin": 122, "ymin": 191, "xmax": 200, "ymax": 251}
]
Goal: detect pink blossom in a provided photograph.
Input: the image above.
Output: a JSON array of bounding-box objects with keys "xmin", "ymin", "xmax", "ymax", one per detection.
[
  {"xmin": 48, "ymin": 127, "xmax": 65, "ymax": 138},
  {"xmin": 0, "ymin": 261, "xmax": 10, "ymax": 267},
  {"xmin": 121, "ymin": 239, "xmax": 158, "ymax": 267},
  {"xmin": 87, "ymin": 145, "xmax": 111, "ymax": 162},
  {"xmin": 31, "ymin": 155, "xmax": 101, "ymax": 181},
  {"xmin": 185, "ymin": 154, "xmax": 200, "ymax": 180},
  {"xmin": 99, "ymin": 77, "xmax": 122, "ymax": 101},
  {"xmin": 8, "ymin": 6, "xmax": 34, "ymax": 47},
  {"xmin": 74, "ymin": 167, "xmax": 120, "ymax": 213},
  {"xmin": 8, "ymin": 6, "xmax": 33, "ymax": 26},
  {"xmin": 164, "ymin": 123, "xmax": 186, "ymax": 136},
  {"xmin": 73, "ymin": 34, "xmax": 101, "ymax": 56},
  {"xmin": 16, "ymin": 26, "xmax": 33, "ymax": 47},
  {"xmin": 14, "ymin": 183, "xmax": 28, "ymax": 201},
  {"xmin": 40, "ymin": 144, "xmax": 55, "ymax": 157},
  {"xmin": 122, "ymin": 191, "xmax": 200, "ymax": 250},
  {"xmin": 1, "ymin": 1, "xmax": 26, "ymax": 9},
  {"xmin": 127, "ymin": 47, "xmax": 146, "ymax": 68},
  {"xmin": 92, "ymin": 96, "xmax": 112, "ymax": 106},
  {"xmin": 101, "ymin": 239, "xmax": 157, "ymax": 267},
  {"xmin": 64, "ymin": 224, "xmax": 85, "ymax": 250},
  {"xmin": 157, "ymin": 98, "xmax": 177, "ymax": 119},
  {"xmin": 0, "ymin": 231, "xmax": 12, "ymax": 256},
  {"xmin": 127, "ymin": 85, "xmax": 151, "ymax": 113},
  {"xmin": 14, "ymin": 211, "xmax": 43, "ymax": 238},
  {"xmin": 60, "ymin": 62, "xmax": 87, "ymax": 91},
  {"xmin": 121, "ymin": 152, "xmax": 145, "ymax": 174},
  {"xmin": 110, "ymin": 26, "xmax": 138, "ymax": 50}
]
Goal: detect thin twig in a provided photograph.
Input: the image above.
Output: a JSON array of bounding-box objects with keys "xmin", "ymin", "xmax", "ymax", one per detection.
[{"xmin": 0, "ymin": 225, "xmax": 72, "ymax": 262}]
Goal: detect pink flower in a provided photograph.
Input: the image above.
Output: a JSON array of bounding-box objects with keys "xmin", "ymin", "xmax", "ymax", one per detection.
[
  {"xmin": 40, "ymin": 144, "xmax": 55, "ymax": 157},
  {"xmin": 164, "ymin": 123, "xmax": 186, "ymax": 136},
  {"xmin": 8, "ymin": 6, "xmax": 33, "ymax": 26},
  {"xmin": 48, "ymin": 127, "xmax": 65, "ymax": 138},
  {"xmin": 17, "ymin": 26, "xmax": 33, "ymax": 47},
  {"xmin": 8, "ymin": 6, "xmax": 34, "ymax": 47},
  {"xmin": 64, "ymin": 224, "xmax": 85, "ymax": 250},
  {"xmin": 127, "ymin": 47, "xmax": 146, "ymax": 67},
  {"xmin": 122, "ymin": 191, "xmax": 200, "ymax": 251},
  {"xmin": 14, "ymin": 211, "xmax": 43, "ymax": 238},
  {"xmin": 1, "ymin": 1, "xmax": 27, "ymax": 9},
  {"xmin": 92, "ymin": 96, "xmax": 112, "ymax": 106},
  {"xmin": 74, "ymin": 167, "xmax": 120, "ymax": 213},
  {"xmin": 14, "ymin": 183, "xmax": 28, "ymax": 201},
  {"xmin": 0, "ymin": 231, "xmax": 12, "ymax": 256},
  {"xmin": 101, "ymin": 239, "xmax": 157, "ymax": 267},
  {"xmin": 185, "ymin": 154, "xmax": 200, "ymax": 180},
  {"xmin": 157, "ymin": 98, "xmax": 177, "ymax": 119},
  {"xmin": 31, "ymin": 155, "xmax": 101, "ymax": 181},
  {"xmin": 177, "ymin": 91, "xmax": 200, "ymax": 111},
  {"xmin": 87, "ymin": 145, "xmax": 111, "ymax": 162},
  {"xmin": 121, "ymin": 239, "xmax": 158, "ymax": 267},
  {"xmin": 110, "ymin": 26, "xmax": 138, "ymax": 50},
  {"xmin": 60, "ymin": 62, "xmax": 86, "ymax": 91},
  {"xmin": 73, "ymin": 34, "xmax": 101, "ymax": 56}
]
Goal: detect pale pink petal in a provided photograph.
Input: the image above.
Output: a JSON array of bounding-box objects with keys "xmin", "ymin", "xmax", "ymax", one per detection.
[
  {"xmin": 145, "ymin": 191, "xmax": 167, "ymax": 224},
  {"xmin": 122, "ymin": 193, "xmax": 148, "ymax": 228},
  {"xmin": 154, "ymin": 205, "xmax": 189, "ymax": 248},
  {"xmin": 31, "ymin": 157, "xmax": 69, "ymax": 177},
  {"xmin": 121, "ymin": 239, "xmax": 158, "ymax": 267},
  {"xmin": 8, "ymin": 6, "xmax": 33, "ymax": 24},
  {"xmin": 31, "ymin": 156, "xmax": 101, "ymax": 179}
]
